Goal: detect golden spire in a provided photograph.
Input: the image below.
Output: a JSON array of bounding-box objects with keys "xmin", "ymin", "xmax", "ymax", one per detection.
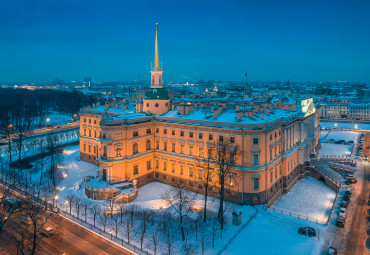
[{"xmin": 153, "ymin": 22, "xmax": 161, "ymax": 71}]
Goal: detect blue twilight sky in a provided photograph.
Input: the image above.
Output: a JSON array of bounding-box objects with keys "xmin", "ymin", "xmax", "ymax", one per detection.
[{"xmin": 0, "ymin": 0, "xmax": 370, "ymax": 83}]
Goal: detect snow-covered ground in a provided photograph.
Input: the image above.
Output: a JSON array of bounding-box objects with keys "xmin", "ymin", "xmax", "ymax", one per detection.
[
  {"xmin": 321, "ymin": 121, "xmax": 370, "ymax": 130},
  {"xmin": 3, "ymin": 145, "xmax": 334, "ymax": 255},
  {"xmin": 319, "ymin": 130, "xmax": 360, "ymax": 157},
  {"xmin": 43, "ymin": 112, "xmax": 74, "ymax": 125},
  {"xmin": 320, "ymin": 143, "xmax": 353, "ymax": 157},
  {"xmin": 224, "ymin": 208, "xmax": 326, "ymax": 255},
  {"xmin": 271, "ymin": 177, "xmax": 336, "ymax": 223}
]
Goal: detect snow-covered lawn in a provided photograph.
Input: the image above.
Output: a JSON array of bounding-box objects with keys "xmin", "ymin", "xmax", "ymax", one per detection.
[
  {"xmin": 319, "ymin": 143, "xmax": 353, "ymax": 157},
  {"xmin": 270, "ymin": 177, "xmax": 336, "ymax": 223},
  {"xmin": 224, "ymin": 208, "xmax": 326, "ymax": 255},
  {"xmin": 56, "ymin": 145, "xmax": 99, "ymax": 202}
]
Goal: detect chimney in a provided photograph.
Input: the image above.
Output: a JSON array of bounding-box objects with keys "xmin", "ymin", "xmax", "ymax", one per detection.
[
  {"xmin": 124, "ymin": 103, "xmax": 128, "ymax": 110},
  {"xmin": 266, "ymin": 108, "xmax": 269, "ymax": 115},
  {"xmin": 261, "ymin": 112, "xmax": 264, "ymax": 120},
  {"xmin": 236, "ymin": 104, "xmax": 240, "ymax": 112},
  {"xmin": 273, "ymin": 102, "xmax": 277, "ymax": 109},
  {"xmin": 237, "ymin": 111, "xmax": 243, "ymax": 120},
  {"xmin": 180, "ymin": 103, "xmax": 185, "ymax": 115}
]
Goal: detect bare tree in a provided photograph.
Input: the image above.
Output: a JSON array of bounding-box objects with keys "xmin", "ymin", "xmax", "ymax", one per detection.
[
  {"xmin": 161, "ymin": 179, "xmax": 196, "ymax": 241},
  {"xmin": 121, "ymin": 215, "xmax": 133, "ymax": 244},
  {"xmin": 182, "ymin": 229, "xmax": 199, "ymax": 255},
  {"xmin": 210, "ymin": 217, "xmax": 219, "ymax": 248},
  {"xmin": 35, "ymin": 139, "xmax": 48, "ymax": 186},
  {"xmin": 89, "ymin": 205, "xmax": 101, "ymax": 227},
  {"xmin": 111, "ymin": 214, "xmax": 120, "ymax": 238},
  {"xmin": 65, "ymin": 195, "xmax": 75, "ymax": 214},
  {"xmin": 82, "ymin": 201, "xmax": 89, "ymax": 222},
  {"xmin": 161, "ymin": 214, "xmax": 175, "ymax": 255},
  {"xmin": 196, "ymin": 143, "xmax": 216, "ymax": 223},
  {"xmin": 99, "ymin": 212, "xmax": 109, "ymax": 232},
  {"xmin": 3, "ymin": 124, "xmax": 14, "ymax": 162},
  {"xmin": 214, "ymin": 140, "xmax": 240, "ymax": 233},
  {"xmin": 0, "ymin": 186, "xmax": 19, "ymax": 232},
  {"xmin": 107, "ymin": 199, "xmax": 116, "ymax": 217},
  {"xmin": 16, "ymin": 202, "xmax": 55, "ymax": 255},
  {"xmin": 147, "ymin": 225, "xmax": 161, "ymax": 255},
  {"xmin": 46, "ymin": 132, "xmax": 61, "ymax": 187},
  {"xmin": 118, "ymin": 203, "xmax": 126, "ymax": 223},
  {"xmin": 73, "ymin": 197, "xmax": 83, "ymax": 219},
  {"xmin": 127, "ymin": 204, "xmax": 138, "ymax": 228},
  {"xmin": 199, "ymin": 222, "xmax": 211, "ymax": 255}
]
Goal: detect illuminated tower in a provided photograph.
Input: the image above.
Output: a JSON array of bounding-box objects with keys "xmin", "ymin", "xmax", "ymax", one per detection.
[
  {"xmin": 143, "ymin": 23, "xmax": 171, "ymax": 115},
  {"xmin": 150, "ymin": 22, "xmax": 163, "ymax": 88}
]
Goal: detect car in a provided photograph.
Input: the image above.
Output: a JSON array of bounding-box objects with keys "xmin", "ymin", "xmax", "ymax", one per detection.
[
  {"xmin": 340, "ymin": 200, "xmax": 348, "ymax": 208},
  {"xmin": 343, "ymin": 186, "xmax": 351, "ymax": 192},
  {"xmin": 298, "ymin": 227, "xmax": 316, "ymax": 237},
  {"xmin": 339, "ymin": 208, "xmax": 346, "ymax": 217},
  {"xmin": 41, "ymin": 227, "xmax": 54, "ymax": 237},
  {"xmin": 336, "ymin": 216, "xmax": 345, "ymax": 227},
  {"xmin": 344, "ymin": 190, "xmax": 351, "ymax": 196},
  {"xmin": 343, "ymin": 194, "xmax": 350, "ymax": 202},
  {"xmin": 346, "ymin": 176, "xmax": 356, "ymax": 180},
  {"xmin": 345, "ymin": 179, "xmax": 357, "ymax": 185},
  {"xmin": 327, "ymin": 247, "xmax": 338, "ymax": 255},
  {"xmin": 21, "ymin": 216, "xmax": 32, "ymax": 225}
]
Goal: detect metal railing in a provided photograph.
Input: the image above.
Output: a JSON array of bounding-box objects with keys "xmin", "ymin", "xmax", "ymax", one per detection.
[{"xmin": 268, "ymin": 207, "xmax": 327, "ymax": 225}]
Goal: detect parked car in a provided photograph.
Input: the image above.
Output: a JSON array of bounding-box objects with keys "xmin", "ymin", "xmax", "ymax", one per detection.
[
  {"xmin": 339, "ymin": 208, "xmax": 346, "ymax": 217},
  {"xmin": 343, "ymin": 194, "xmax": 350, "ymax": 202},
  {"xmin": 346, "ymin": 176, "xmax": 356, "ymax": 180},
  {"xmin": 327, "ymin": 247, "xmax": 338, "ymax": 255},
  {"xmin": 298, "ymin": 227, "xmax": 316, "ymax": 237},
  {"xmin": 41, "ymin": 227, "xmax": 54, "ymax": 237},
  {"xmin": 340, "ymin": 200, "xmax": 348, "ymax": 208},
  {"xmin": 336, "ymin": 216, "xmax": 345, "ymax": 227},
  {"xmin": 345, "ymin": 179, "xmax": 357, "ymax": 185},
  {"xmin": 345, "ymin": 190, "xmax": 351, "ymax": 196}
]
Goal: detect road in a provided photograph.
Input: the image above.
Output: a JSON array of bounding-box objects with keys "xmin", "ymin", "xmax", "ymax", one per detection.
[
  {"xmin": 0, "ymin": 186, "xmax": 134, "ymax": 255},
  {"xmin": 345, "ymin": 159, "xmax": 370, "ymax": 255}
]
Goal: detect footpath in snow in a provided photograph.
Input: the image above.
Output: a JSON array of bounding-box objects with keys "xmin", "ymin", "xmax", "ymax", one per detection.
[{"xmin": 270, "ymin": 177, "xmax": 336, "ymax": 224}]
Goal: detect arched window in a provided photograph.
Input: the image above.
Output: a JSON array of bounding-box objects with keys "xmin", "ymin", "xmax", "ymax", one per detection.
[
  {"xmin": 159, "ymin": 77, "xmax": 161, "ymax": 84},
  {"xmin": 133, "ymin": 142, "xmax": 138, "ymax": 154},
  {"xmin": 146, "ymin": 139, "xmax": 151, "ymax": 150}
]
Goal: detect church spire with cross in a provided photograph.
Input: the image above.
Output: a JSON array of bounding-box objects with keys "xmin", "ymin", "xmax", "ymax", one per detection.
[{"xmin": 150, "ymin": 22, "xmax": 163, "ymax": 88}]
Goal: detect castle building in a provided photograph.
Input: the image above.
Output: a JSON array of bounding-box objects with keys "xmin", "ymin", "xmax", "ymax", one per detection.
[{"xmin": 79, "ymin": 25, "xmax": 320, "ymax": 205}]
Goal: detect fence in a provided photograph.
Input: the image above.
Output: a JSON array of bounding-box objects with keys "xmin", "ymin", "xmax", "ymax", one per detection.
[
  {"xmin": 268, "ymin": 207, "xmax": 327, "ymax": 225},
  {"xmin": 0, "ymin": 178, "xmax": 149, "ymax": 255},
  {"xmin": 216, "ymin": 207, "xmax": 259, "ymax": 255}
]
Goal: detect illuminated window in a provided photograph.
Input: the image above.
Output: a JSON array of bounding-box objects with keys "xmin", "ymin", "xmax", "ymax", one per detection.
[{"xmin": 133, "ymin": 165, "xmax": 139, "ymax": 175}]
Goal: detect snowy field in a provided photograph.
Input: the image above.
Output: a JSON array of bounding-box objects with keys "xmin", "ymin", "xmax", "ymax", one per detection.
[
  {"xmin": 321, "ymin": 121, "xmax": 370, "ymax": 130},
  {"xmin": 224, "ymin": 208, "xmax": 326, "ymax": 255},
  {"xmin": 271, "ymin": 177, "xmax": 336, "ymax": 223}
]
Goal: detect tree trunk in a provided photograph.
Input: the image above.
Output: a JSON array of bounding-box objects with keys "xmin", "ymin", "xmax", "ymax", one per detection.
[
  {"xmin": 203, "ymin": 179, "xmax": 208, "ymax": 223},
  {"xmin": 180, "ymin": 215, "xmax": 185, "ymax": 241}
]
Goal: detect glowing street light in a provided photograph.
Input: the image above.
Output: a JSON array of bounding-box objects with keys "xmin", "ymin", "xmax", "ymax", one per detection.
[{"xmin": 46, "ymin": 118, "xmax": 50, "ymax": 123}]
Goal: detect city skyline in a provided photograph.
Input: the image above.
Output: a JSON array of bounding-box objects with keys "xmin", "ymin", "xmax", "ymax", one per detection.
[{"xmin": 1, "ymin": 0, "xmax": 370, "ymax": 83}]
